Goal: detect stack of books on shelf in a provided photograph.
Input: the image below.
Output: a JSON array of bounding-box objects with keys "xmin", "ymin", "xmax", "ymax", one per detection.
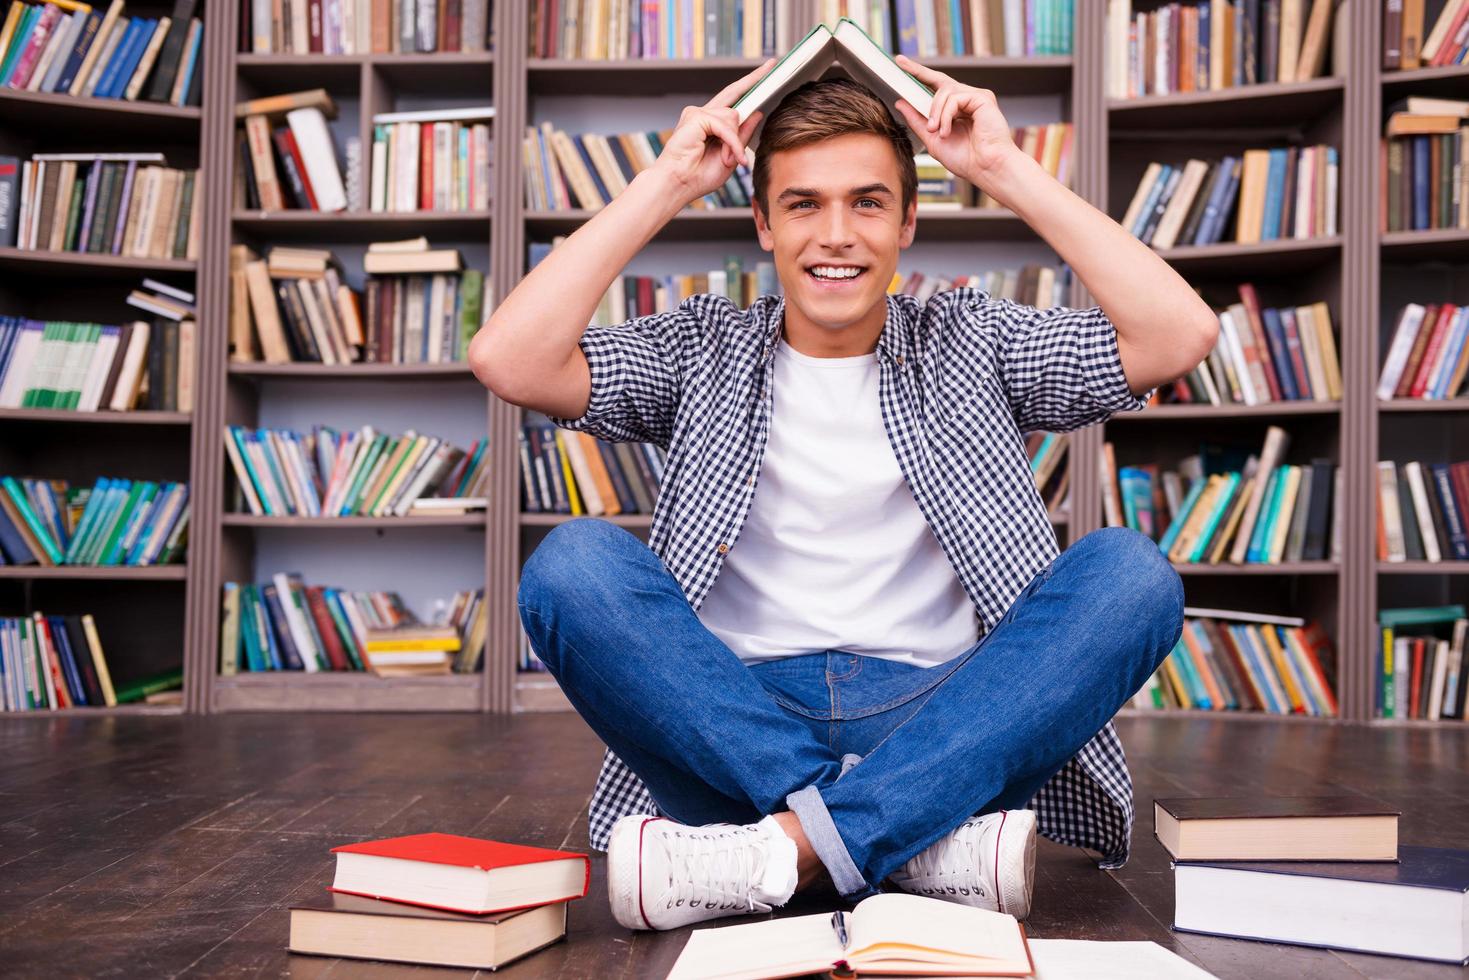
[
  {"xmin": 242, "ymin": 0, "xmax": 492, "ymax": 53},
  {"xmin": 0, "ymin": 475, "xmax": 189, "ymax": 567},
  {"xmin": 236, "ymin": 89, "xmax": 348, "ymax": 213},
  {"xmin": 1378, "ymin": 605, "xmax": 1467, "ymax": 721},
  {"xmin": 1383, "ymin": 0, "xmax": 1469, "ymax": 69},
  {"xmin": 0, "ymin": 308, "xmax": 194, "ymax": 413},
  {"xmin": 916, "ymin": 125, "xmax": 1073, "ymax": 210},
  {"xmin": 229, "ymin": 241, "xmax": 486, "ymax": 364},
  {"xmin": 0, "ymin": 611, "xmax": 122, "ymax": 711},
  {"xmin": 0, "ymin": 0, "xmax": 203, "ymax": 106},
  {"xmin": 523, "ymin": 120, "xmax": 752, "ymax": 212},
  {"xmin": 1157, "ymin": 285, "xmax": 1340, "ymax": 406},
  {"xmin": 369, "ymin": 106, "xmax": 493, "ymax": 213},
  {"xmin": 1026, "ymin": 431, "xmax": 1069, "ymax": 516},
  {"xmin": 529, "ymin": 239, "xmax": 777, "ymax": 315},
  {"xmin": 520, "ymin": 412, "xmax": 664, "ymax": 517},
  {"xmin": 220, "ymin": 577, "xmax": 485, "ymax": 675},
  {"xmin": 892, "ymin": 263, "xmax": 1068, "ymax": 306},
  {"xmin": 4, "ymin": 152, "xmax": 200, "ymax": 257},
  {"xmin": 1104, "ymin": 0, "xmax": 1340, "ymax": 99},
  {"xmin": 224, "ymin": 424, "xmax": 488, "ymax": 518},
  {"xmin": 1121, "ymin": 145, "xmax": 1338, "ymax": 250},
  {"xmin": 1132, "ymin": 606, "xmax": 1337, "ymax": 716},
  {"xmin": 1376, "ymin": 460, "xmax": 1469, "ymax": 563},
  {"xmin": 1157, "ymin": 799, "xmax": 1469, "ymax": 965},
  {"xmin": 289, "ymin": 834, "xmax": 586, "ymax": 971},
  {"xmin": 1379, "ymin": 302, "xmax": 1469, "ymax": 400},
  {"xmin": 1380, "ymin": 96, "xmax": 1469, "ymax": 234},
  {"xmin": 897, "ymin": 0, "xmax": 1073, "ymax": 56},
  {"xmin": 1103, "ymin": 425, "xmax": 1340, "ymax": 565}
]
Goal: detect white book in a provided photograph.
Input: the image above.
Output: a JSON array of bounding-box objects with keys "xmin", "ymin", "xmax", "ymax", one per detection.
[
  {"xmin": 1218, "ymin": 311, "xmax": 1259, "ymax": 405},
  {"xmin": 1404, "ymin": 462, "xmax": 1443, "ymax": 563},
  {"xmin": 108, "ymin": 320, "xmax": 150, "ymax": 411},
  {"xmin": 224, "ymin": 429, "xmax": 265, "ymax": 515},
  {"xmin": 1378, "ymin": 461, "xmax": 1406, "ymax": 562},
  {"xmin": 1445, "ymin": 619, "xmax": 1468, "ymax": 719},
  {"xmin": 1428, "ymin": 638, "xmax": 1450, "ymax": 719},
  {"xmin": 369, "ymin": 132, "xmax": 389, "ymax": 212},
  {"xmin": 286, "ymin": 107, "xmax": 348, "ymax": 211},
  {"xmin": 272, "ymin": 572, "xmax": 323, "ymax": 672},
  {"xmin": 1378, "ymin": 303, "xmax": 1427, "ymax": 399},
  {"xmin": 78, "ymin": 325, "xmax": 121, "ymax": 412}
]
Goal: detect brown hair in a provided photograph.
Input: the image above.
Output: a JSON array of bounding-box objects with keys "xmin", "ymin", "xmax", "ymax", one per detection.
[{"xmin": 751, "ymin": 77, "xmax": 917, "ymax": 218}]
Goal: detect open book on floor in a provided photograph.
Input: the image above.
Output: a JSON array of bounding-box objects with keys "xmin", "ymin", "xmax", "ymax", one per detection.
[
  {"xmin": 733, "ymin": 19, "xmax": 934, "ymax": 130},
  {"xmin": 665, "ymin": 893, "xmax": 1032, "ymax": 980}
]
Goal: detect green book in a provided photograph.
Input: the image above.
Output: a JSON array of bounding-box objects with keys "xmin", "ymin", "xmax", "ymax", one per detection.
[
  {"xmin": 220, "ymin": 582, "xmax": 241, "ymax": 676},
  {"xmin": 1, "ymin": 476, "xmax": 63, "ymax": 563},
  {"xmin": 238, "ymin": 585, "xmax": 266, "ymax": 672},
  {"xmin": 1378, "ymin": 605, "xmax": 1468, "ymax": 628},
  {"xmin": 90, "ymin": 481, "xmax": 146, "ymax": 566},
  {"xmin": 322, "ymin": 588, "xmax": 363, "ymax": 671},
  {"xmin": 343, "ymin": 434, "xmax": 393, "ymax": 515},
  {"xmin": 229, "ymin": 428, "xmax": 274, "ymax": 516},
  {"xmin": 113, "ymin": 668, "xmax": 184, "ymax": 705},
  {"xmin": 458, "ymin": 268, "xmax": 483, "ymax": 361},
  {"xmin": 101, "ymin": 481, "xmax": 157, "ymax": 565},
  {"xmin": 1247, "ymin": 467, "xmax": 1285, "ymax": 562},
  {"xmin": 157, "ymin": 501, "xmax": 188, "ymax": 564}
]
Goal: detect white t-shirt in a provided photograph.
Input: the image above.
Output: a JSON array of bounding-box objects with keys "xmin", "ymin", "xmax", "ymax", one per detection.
[{"xmin": 696, "ymin": 339, "xmax": 979, "ymax": 666}]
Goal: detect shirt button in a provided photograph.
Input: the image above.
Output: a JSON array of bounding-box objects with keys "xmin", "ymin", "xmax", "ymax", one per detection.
[
  {"xmin": 716, "ymin": 543, "xmax": 729, "ymax": 555},
  {"xmin": 896, "ymin": 355, "xmax": 905, "ymax": 366},
  {"xmin": 747, "ymin": 474, "xmax": 755, "ymax": 486}
]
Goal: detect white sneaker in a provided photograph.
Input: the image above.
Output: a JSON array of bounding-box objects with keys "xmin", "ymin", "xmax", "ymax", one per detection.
[
  {"xmin": 888, "ymin": 809, "xmax": 1038, "ymax": 919},
  {"xmin": 607, "ymin": 813, "xmax": 799, "ymax": 931}
]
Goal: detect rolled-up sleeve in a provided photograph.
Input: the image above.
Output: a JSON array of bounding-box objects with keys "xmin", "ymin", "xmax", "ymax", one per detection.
[
  {"xmin": 958, "ymin": 290, "xmax": 1152, "ymax": 433},
  {"xmin": 548, "ymin": 301, "xmax": 700, "ymax": 447}
]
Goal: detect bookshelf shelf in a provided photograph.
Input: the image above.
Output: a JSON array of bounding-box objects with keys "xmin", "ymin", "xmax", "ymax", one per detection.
[
  {"xmin": 1170, "ymin": 561, "xmax": 1340, "ymax": 576},
  {"xmin": 0, "ymin": 704, "xmax": 186, "ymax": 718},
  {"xmin": 227, "ymin": 362, "xmax": 476, "ymax": 379},
  {"xmin": 1107, "ymin": 76, "xmax": 1344, "ymax": 130},
  {"xmin": 232, "ymin": 210, "xmax": 494, "ymax": 242},
  {"xmin": 1115, "ymin": 707, "xmax": 1336, "ymax": 724},
  {"xmin": 1151, "ymin": 237, "xmax": 1342, "ymax": 275},
  {"xmin": 519, "ymin": 513, "xmax": 654, "ymax": 529},
  {"xmin": 211, "ymin": 672, "xmax": 482, "ymax": 712},
  {"xmin": 1379, "ymin": 62, "xmax": 1469, "ymax": 92},
  {"xmin": 0, "ymin": 565, "xmax": 187, "ymax": 581},
  {"xmin": 1110, "ymin": 401, "xmax": 1341, "ymax": 421},
  {"xmin": 1378, "ymin": 562, "xmax": 1469, "ymax": 575},
  {"xmin": 515, "ymin": 675, "xmax": 571, "ymax": 712},
  {"xmin": 0, "ymin": 408, "xmax": 192, "ymax": 426},
  {"xmin": 220, "ymin": 514, "xmax": 485, "ymax": 528},
  {"xmin": 0, "ymin": 89, "xmax": 201, "ymax": 137},
  {"xmin": 1379, "ymin": 228, "xmax": 1469, "ymax": 262},
  {"xmin": 0, "ymin": 248, "xmax": 197, "ymax": 277},
  {"xmin": 1378, "ymin": 399, "xmax": 1469, "ymax": 413},
  {"xmin": 236, "ymin": 52, "xmax": 494, "ymax": 89}
]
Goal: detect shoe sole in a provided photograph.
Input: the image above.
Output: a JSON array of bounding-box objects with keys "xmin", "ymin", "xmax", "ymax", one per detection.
[
  {"xmin": 997, "ymin": 809, "xmax": 1038, "ymax": 921},
  {"xmin": 608, "ymin": 814, "xmax": 659, "ymax": 931}
]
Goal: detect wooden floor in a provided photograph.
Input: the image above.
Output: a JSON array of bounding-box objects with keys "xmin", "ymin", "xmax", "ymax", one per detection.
[{"xmin": 1, "ymin": 713, "xmax": 1466, "ymax": 979}]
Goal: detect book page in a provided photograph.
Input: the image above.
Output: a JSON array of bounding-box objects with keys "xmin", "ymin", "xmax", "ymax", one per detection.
[
  {"xmin": 665, "ymin": 913, "xmax": 844, "ymax": 980},
  {"xmin": 846, "ymin": 893, "xmax": 1029, "ymax": 972},
  {"xmin": 1029, "ymin": 940, "xmax": 1218, "ymax": 979}
]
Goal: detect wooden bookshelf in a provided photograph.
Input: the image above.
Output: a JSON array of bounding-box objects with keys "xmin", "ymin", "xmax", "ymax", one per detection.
[
  {"xmin": 2, "ymin": 3, "xmax": 1448, "ymax": 722},
  {"xmin": 0, "ymin": 565, "xmax": 188, "ymax": 581}
]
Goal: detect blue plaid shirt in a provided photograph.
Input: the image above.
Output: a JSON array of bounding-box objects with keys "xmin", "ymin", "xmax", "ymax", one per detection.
[{"xmin": 551, "ymin": 287, "xmax": 1150, "ymax": 868}]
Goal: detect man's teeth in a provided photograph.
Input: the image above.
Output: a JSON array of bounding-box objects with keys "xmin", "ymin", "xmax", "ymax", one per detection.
[{"xmin": 810, "ymin": 266, "xmax": 863, "ymax": 280}]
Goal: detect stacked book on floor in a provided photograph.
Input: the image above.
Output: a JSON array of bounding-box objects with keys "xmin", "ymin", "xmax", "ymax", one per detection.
[
  {"xmin": 1120, "ymin": 145, "xmax": 1338, "ymax": 250},
  {"xmin": 892, "ymin": 263, "xmax": 1068, "ymax": 307},
  {"xmin": 242, "ymin": 0, "xmax": 491, "ymax": 53},
  {"xmin": 1378, "ymin": 302, "xmax": 1469, "ymax": 401},
  {"xmin": 220, "ymin": 578, "xmax": 486, "ymax": 675},
  {"xmin": 1158, "ymin": 286, "xmax": 1340, "ymax": 407},
  {"xmin": 1383, "ymin": 0, "xmax": 1469, "ymax": 70},
  {"xmin": 369, "ymin": 106, "xmax": 493, "ymax": 213},
  {"xmin": 1, "ymin": 611, "xmax": 118, "ymax": 710},
  {"xmin": 520, "ymin": 412, "xmax": 664, "ymax": 517},
  {"xmin": 4, "ymin": 152, "xmax": 199, "ymax": 256},
  {"xmin": 236, "ymin": 89, "xmax": 348, "ymax": 213},
  {"xmin": 1376, "ymin": 459, "xmax": 1469, "ymax": 564},
  {"xmin": 1157, "ymin": 797, "xmax": 1468, "ymax": 965},
  {"xmin": 290, "ymin": 833, "xmax": 587, "ymax": 970},
  {"xmin": 1380, "ymin": 96, "xmax": 1469, "ymax": 233},
  {"xmin": 0, "ymin": 475, "xmax": 188, "ymax": 567},
  {"xmin": 225, "ymin": 424, "xmax": 488, "ymax": 518},
  {"xmin": 1104, "ymin": 0, "xmax": 1340, "ymax": 99},
  {"xmin": 0, "ymin": 0, "xmax": 204, "ymax": 105},
  {"xmin": 1102, "ymin": 425, "xmax": 1339, "ymax": 565},
  {"xmin": 1132, "ymin": 607, "xmax": 1337, "ymax": 716},
  {"xmin": 1377, "ymin": 604, "xmax": 1468, "ymax": 721},
  {"xmin": 1026, "ymin": 432, "xmax": 1069, "ymax": 517}
]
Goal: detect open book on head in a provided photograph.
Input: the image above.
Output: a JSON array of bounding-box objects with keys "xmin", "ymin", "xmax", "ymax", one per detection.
[
  {"xmin": 665, "ymin": 893, "xmax": 1033, "ymax": 980},
  {"xmin": 732, "ymin": 19, "xmax": 934, "ymax": 132}
]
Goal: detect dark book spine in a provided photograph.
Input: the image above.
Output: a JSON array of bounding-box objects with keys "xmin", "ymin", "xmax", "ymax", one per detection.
[
  {"xmin": 595, "ymin": 438, "xmax": 637, "ymax": 513},
  {"xmin": 271, "ymin": 129, "xmax": 312, "ymax": 209},
  {"xmin": 1421, "ymin": 463, "xmax": 1454, "ymax": 561},
  {"xmin": 1398, "ymin": 469, "xmax": 1425, "ymax": 561},
  {"xmin": 45, "ymin": 615, "xmax": 87, "ymax": 706},
  {"xmin": 1300, "ymin": 460, "xmax": 1334, "ymax": 561},
  {"xmin": 161, "ymin": 318, "xmax": 179, "ymax": 411},
  {"xmin": 276, "ymin": 280, "xmax": 318, "ymax": 361},
  {"xmin": 143, "ymin": 0, "xmax": 196, "ymax": 101},
  {"xmin": 54, "ymin": 9, "xmax": 104, "ymax": 94},
  {"xmin": 1176, "ymin": 161, "xmax": 1220, "ymax": 247},
  {"xmin": 261, "ymin": 584, "xmax": 305, "ymax": 669},
  {"xmin": 171, "ymin": 170, "xmax": 194, "ymax": 258},
  {"xmin": 62, "ymin": 615, "xmax": 105, "ymax": 706},
  {"xmin": 145, "ymin": 319, "xmax": 165, "ymax": 410},
  {"xmin": 183, "ymin": 36, "xmax": 202, "ymax": 105},
  {"xmin": 1431, "ymin": 463, "xmax": 1469, "ymax": 560},
  {"xmin": 0, "ymin": 156, "xmax": 17, "ymax": 248}
]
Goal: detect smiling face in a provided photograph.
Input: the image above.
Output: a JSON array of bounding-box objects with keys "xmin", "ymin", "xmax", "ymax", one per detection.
[{"xmin": 753, "ymin": 132, "xmax": 917, "ymax": 356}]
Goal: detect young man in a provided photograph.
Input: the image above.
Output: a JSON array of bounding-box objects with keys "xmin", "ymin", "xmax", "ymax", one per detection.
[{"xmin": 471, "ymin": 57, "xmax": 1216, "ymax": 931}]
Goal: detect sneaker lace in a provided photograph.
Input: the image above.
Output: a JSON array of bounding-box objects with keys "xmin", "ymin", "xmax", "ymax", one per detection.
[
  {"xmin": 665, "ymin": 827, "xmax": 768, "ymax": 912},
  {"xmin": 906, "ymin": 820, "xmax": 989, "ymax": 899}
]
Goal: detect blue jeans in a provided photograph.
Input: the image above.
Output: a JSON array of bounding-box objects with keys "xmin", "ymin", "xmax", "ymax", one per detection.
[{"xmin": 517, "ymin": 520, "xmax": 1183, "ymax": 899}]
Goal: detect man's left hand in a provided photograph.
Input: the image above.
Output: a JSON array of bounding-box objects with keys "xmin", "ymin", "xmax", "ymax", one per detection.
[{"xmin": 892, "ymin": 55, "xmax": 1020, "ymax": 193}]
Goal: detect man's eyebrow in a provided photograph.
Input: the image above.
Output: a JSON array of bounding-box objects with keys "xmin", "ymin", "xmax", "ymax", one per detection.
[{"xmin": 774, "ymin": 183, "xmax": 896, "ymax": 203}]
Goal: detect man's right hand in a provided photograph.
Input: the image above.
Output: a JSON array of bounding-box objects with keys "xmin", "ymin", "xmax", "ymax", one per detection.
[{"xmin": 647, "ymin": 58, "xmax": 775, "ymax": 207}]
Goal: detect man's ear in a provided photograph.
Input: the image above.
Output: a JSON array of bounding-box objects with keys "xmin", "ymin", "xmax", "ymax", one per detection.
[
  {"xmin": 898, "ymin": 198, "xmax": 917, "ymax": 249},
  {"xmin": 753, "ymin": 201, "xmax": 774, "ymax": 251}
]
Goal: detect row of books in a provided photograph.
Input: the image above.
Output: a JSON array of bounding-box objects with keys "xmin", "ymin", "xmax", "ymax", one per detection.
[
  {"xmin": 1121, "ymin": 145, "xmax": 1339, "ymax": 250},
  {"xmin": 5, "ymin": 153, "xmax": 199, "ymax": 258},
  {"xmin": 1102, "ymin": 426, "xmax": 1341, "ymax": 564},
  {"xmin": 369, "ymin": 106, "xmax": 494, "ymax": 213},
  {"xmin": 1025, "ymin": 431, "xmax": 1069, "ymax": 516},
  {"xmin": 1105, "ymin": 0, "xmax": 1338, "ymax": 100},
  {"xmin": 891, "ymin": 263, "xmax": 1068, "ymax": 307},
  {"xmin": 242, "ymin": 0, "xmax": 492, "ymax": 54},
  {"xmin": 0, "ymin": 613, "xmax": 135, "ymax": 711},
  {"xmin": 238, "ymin": 90, "xmax": 348, "ymax": 212},
  {"xmin": 917, "ymin": 124, "xmax": 1073, "ymax": 209},
  {"xmin": 893, "ymin": 0, "xmax": 1074, "ymax": 56},
  {"xmin": 0, "ymin": 476, "xmax": 189, "ymax": 567},
  {"xmin": 1162, "ymin": 288, "xmax": 1340, "ymax": 406},
  {"xmin": 1378, "ymin": 302, "xmax": 1469, "ymax": 401},
  {"xmin": 522, "ymin": 121, "xmax": 753, "ymax": 212},
  {"xmin": 225, "ymin": 425, "xmax": 489, "ymax": 519},
  {"xmin": 230, "ymin": 241, "xmax": 486, "ymax": 365},
  {"xmin": 520, "ymin": 414, "xmax": 665, "ymax": 516},
  {"xmin": 1378, "ymin": 605, "xmax": 1468, "ymax": 721},
  {"xmin": 0, "ymin": 0, "xmax": 202, "ymax": 105},
  {"xmin": 1133, "ymin": 607, "xmax": 1337, "ymax": 716},
  {"xmin": 1375, "ymin": 459, "xmax": 1469, "ymax": 563},
  {"xmin": 1383, "ymin": 0, "xmax": 1469, "ymax": 70},
  {"xmin": 0, "ymin": 315, "xmax": 194, "ymax": 413},
  {"xmin": 1381, "ymin": 117, "xmax": 1469, "ymax": 234}
]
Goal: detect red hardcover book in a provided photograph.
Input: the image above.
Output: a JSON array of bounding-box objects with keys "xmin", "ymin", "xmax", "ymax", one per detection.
[
  {"xmin": 1408, "ymin": 303, "xmax": 1458, "ymax": 398},
  {"xmin": 1279, "ymin": 308, "xmax": 1313, "ymax": 398},
  {"xmin": 305, "ymin": 586, "xmax": 351, "ymax": 670},
  {"xmin": 1237, "ymin": 284, "xmax": 1285, "ymax": 402},
  {"xmin": 35, "ymin": 615, "xmax": 72, "ymax": 708},
  {"xmin": 442, "ymin": 0, "xmax": 461, "ymax": 51},
  {"xmin": 1409, "ymin": 637, "xmax": 1426, "ymax": 718},
  {"xmin": 278, "ymin": 129, "xmax": 320, "ymax": 210},
  {"xmin": 330, "ymin": 833, "xmax": 591, "ymax": 914},
  {"xmin": 308, "ymin": 0, "xmax": 324, "ymax": 52}
]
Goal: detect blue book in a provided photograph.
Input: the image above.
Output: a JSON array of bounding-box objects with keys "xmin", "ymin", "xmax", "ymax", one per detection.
[
  {"xmin": 107, "ymin": 17, "xmax": 158, "ymax": 98},
  {"xmin": 1246, "ymin": 468, "xmax": 1284, "ymax": 562},
  {"xmin": 1172, "ymin": 637, "xmax": 1212, "ymax": 709},
  {"xmin": 1260, "ymin": 148, "xmax": 1288, "ymax": 241},
  {"xmin": 53, "ymin": 9, "xmax": 105, "ymax": 94},
  {"xmin": 0, "ymin": 495, "xmax": 35, "ymax": 564},
  {"xmin": 262, "ymin": 583, "xmax": 304, "ymax": 670},
  {"xmin": 256, "ymin": 429, "xmax": 298, "ymax": 516},
  {"xmin": 948, "ymin": 0, "xmax": 965, "ymax": 54},
  {"xmin": 894, "ymin": 0, "xmax": 919, "ymax": 57},
  {"xmin": 171, "ymin": 17, "xmax": 203, "ymax": 105},
  {"xmin": 1197, "ymin": 0, "xmax": 1210, "ymax": 87},
  {"xmin": 1131, "ymin": 165, "xmax": 1174, "ymax": 238},
  {"xmin": 1432, "ymin": 309, "xmax": 1469, "ymax": 399},
  {"xmin": 1412, "ymin": 135, "xmax": 1431, "ymax": 230},
  {"xmin": 257, "ymin": 585, "xmax": 285, "ymax": 670},
  {"xmin": 1197, "ymin": 157, "xmax": 1242, "ymax": 244},
  {"xmin": 570, "ymin": 134, "xmax": 611, "ymax": 205},
  {"xmin": 91, "ymin": 17, "xmax": 144, "ymax": 99},
  {"xmin": 1260, "ymin": 307, "xmax": 1300, "ymax": 400},
  {"xmin": 1158, "ymin": 477, "xmax": 1208, "ymax": 556},
  {"xmin": 46, "ymin": 615, "xmax": 87, "ymax": 706},
  {"xmin": 1233, "ymin": 624, "xmax": 1282, "ymax": 713},
  {"xmin": 0, "ymin": 5, "xmax": 42, "ymax": 86},
  {"xmin": 1431, "ymin": 464, "xmax": 1469, "ymax": 560}
]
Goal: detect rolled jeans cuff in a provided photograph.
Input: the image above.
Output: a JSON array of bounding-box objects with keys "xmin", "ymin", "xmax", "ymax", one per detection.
[{"xmin": 786, "ymin": 784, "xmax": 872, "ymax": 899}]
